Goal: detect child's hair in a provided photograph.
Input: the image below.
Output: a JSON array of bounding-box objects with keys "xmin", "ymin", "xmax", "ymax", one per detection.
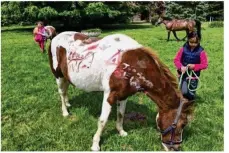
[
  {"xmin": 188, "ymin": 31, "xmax": 200, "ymax": 43},
  {"xmin": 36, "ymin": 21, "xmax": 44, "ymax": 26}
]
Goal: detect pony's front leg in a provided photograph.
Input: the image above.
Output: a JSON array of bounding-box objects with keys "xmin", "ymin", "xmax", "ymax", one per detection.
[
  {"xmin": 116, "ymin": 100, "xmax": 128, "ymax": 137},
  {"xmin": 182, "ymin": 30, "xmax": 189, "ymax": 41},
  {"xmin": 167, "ymin": 31, "xmax": 171, "ymax": 41},
  {"xmin": 172, "ymin": 31, "xmax": 180, "ymax": 41},
  {"xmin": 56, "ymin": 78, "xmax": 70, "ymax": 117},
  {"xmin": 91, "ymin": 91, "xmax": 112, "ymax": 151}
]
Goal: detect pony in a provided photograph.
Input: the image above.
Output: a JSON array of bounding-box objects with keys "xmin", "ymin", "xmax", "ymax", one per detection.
[
  {"xmin": 48, "ymin": 32, "xmax": 194, "ymax": 151},
  {"xmin": 44, "ymin": 25, "xmax": 57, "ymax": 40},
  {"xmin": 156, "ymin": 16, "xmax": 201, "ymax": 41}
]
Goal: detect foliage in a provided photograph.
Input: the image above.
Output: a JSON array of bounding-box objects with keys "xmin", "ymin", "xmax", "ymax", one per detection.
[
  {"xmin": 81, "ymin": 28, "xmax": 102, "ymax": 33},
  {"xmin": 1, "ymin": 2, "xmax": 23, "ymax": 26},
  {"xmin": 164, "ymin": 1, "xmax": 223, "ymax": 21},
  {"xmin": 1, "ymin": 24, "xmax": 224, "ymax": 151},
  {"xmin": 37, "ymin": 6, "xmax": 58, "ymax": 20},
  {"xmin": 23, "ymin": 5, "xmax": 39, "ymax": 23},
  {"xmin": 208, "ymin": 21, "xmax": 224, "ymax": 28},
  {"xmin": 150, "ymin": 16, "xmax": 158, "ymax": 25},
  {"xmin": 165, "ymin": 1, "xmax": 209, "ymax": 21},
  {"xmin": 0, "ymin": 1, "xmax": 224, "ymax": 26}
]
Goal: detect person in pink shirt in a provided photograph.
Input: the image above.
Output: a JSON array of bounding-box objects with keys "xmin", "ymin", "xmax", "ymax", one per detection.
[
  {"xmin": 33, "ymin": 21, "xmax": 47, "ymax": 53},
  {"xmin": 174, "ymin": 32, "xmax": 208, "ymax": 101}
]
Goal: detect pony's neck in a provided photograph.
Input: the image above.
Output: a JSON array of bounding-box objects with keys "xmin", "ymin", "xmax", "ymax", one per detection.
[
  {"xmin": 162, "ymin": 20, "xmax": 170, "ymax": 25},
  {"xmin": 146, "ymin": 81, "xmax": 181, "ymax": 110}
]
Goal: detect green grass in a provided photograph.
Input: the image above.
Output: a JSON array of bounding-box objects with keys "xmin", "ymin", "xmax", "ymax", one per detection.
[{"xmin": 1, "ymin": 23, "xmax": 224, "ymax": 151}]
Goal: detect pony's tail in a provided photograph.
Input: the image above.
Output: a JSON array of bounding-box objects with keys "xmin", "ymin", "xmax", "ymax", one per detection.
[{"xmin": 195, "ymin": 19, "xmax": 201, "ymax": 40}]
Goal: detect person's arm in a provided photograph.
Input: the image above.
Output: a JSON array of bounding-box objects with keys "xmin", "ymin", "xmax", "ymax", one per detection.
[
  {"xmin": 174, "ymin": 47, "xmax": 184, "ymax": 70},
  {"xmin": 193, "ymin": 51, "xmax": 208, "ymax": 71},
  {"xmin": 33, "ymin": 27, "xmax": 38, "ymax": 35}
]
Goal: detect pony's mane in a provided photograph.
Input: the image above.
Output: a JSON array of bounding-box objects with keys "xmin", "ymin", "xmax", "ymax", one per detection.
[
  {"xmin": 141, "ymin": 47, "xmax": 182, "ymax": 96},
  {"xmin": 162, "ymin": 16, "xmax": 173, "ymax": 20}
]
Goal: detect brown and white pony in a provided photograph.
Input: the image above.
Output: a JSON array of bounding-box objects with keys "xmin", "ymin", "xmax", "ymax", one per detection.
[
  {"xmin": 48, "ymin": 32, "xmax": 193, "ymax": 151},
  {"xmin": 44, "ymin": 26, "xmax": 56, "ymax": 40}
]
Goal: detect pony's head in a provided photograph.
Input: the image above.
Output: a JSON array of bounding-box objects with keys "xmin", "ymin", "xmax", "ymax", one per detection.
[
  {"xmin": 156, "ymin": 98, "xmax": 194, "ymax": 151},
  {"xmin": 137, "ymin": 48, "xmax": 194, "ymax": 151},
  {"xmin": 155, "ymin": 17, "xmax": 164, "ymax": 26}
]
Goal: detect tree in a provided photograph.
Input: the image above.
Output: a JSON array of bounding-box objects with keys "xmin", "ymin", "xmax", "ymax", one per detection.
[
  {"xmin": 1, "ymin": 2, "xmax": 23, "ymax": 25},
  {"xmin": 164, "ymin": 1, "xmax": 223, "ymax": 21},
  {"xmin": 206, "ymin": 2, "xmax": 224, "ymax": 21}
]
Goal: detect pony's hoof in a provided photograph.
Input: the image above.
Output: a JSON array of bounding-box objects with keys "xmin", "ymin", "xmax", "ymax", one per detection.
[
  {"xmin": 91, "ymin": 145, "xmax": 100, "ymax": 151},
  {"xmin": 63, "ymin": 112, "xmax": 69, "ymax": 117},
  {"xmin": 119, "ymin": 130, "xmax": 128, "ymax": 137}
]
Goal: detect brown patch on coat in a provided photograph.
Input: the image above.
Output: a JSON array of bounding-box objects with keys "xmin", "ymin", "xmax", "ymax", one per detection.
[
  {"xmin": 48, "ymin": 44, "xmax": 70, "ymax": 82},
  {"xmin": 74, "ymin": 33, "xmax": 101, "ymax": 44},
  {"xmin": 74, "ymin": 33, "xmax": 89, "ymax": 41},
  {"xmin": 108, "ymin": 47, "xmax": 182, "ymax": 107},
  {"xmin": 108, "ymin": 47, "xmax": 192, "ymax": 149}
]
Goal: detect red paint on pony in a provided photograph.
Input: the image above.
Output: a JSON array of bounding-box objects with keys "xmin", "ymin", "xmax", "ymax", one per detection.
[
  {"xmin": 106, "ymin": 49, "xmax": 122, "ymax": 65},
  {"xmin": 87, "ymin": 44, "xmax": 99, "ymax": 50}
]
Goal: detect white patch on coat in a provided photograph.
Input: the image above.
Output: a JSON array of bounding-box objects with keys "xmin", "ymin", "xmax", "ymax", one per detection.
[
  {"xmin": 137, "ymin": 60, "xmax": 147, "ymax": 68},
  {"xmin": 51, "ymin": 32, "xmax": 142, "ymax": 92},
  {"xmin": 162, "ymin": 143, "xmax": 169, "ymax": 151},
  {"xmin": 122, "ymin": 63, "xmax": 130, "ymax": 69},
  {"xmin": 137, "ymin": 73, "xmax": 153, "ymax": 88},
  {"xmin": 44, "ymin": 25, "xmax": 55, "ymax": 38},
  {"xmin": 156, "ymin": 113, "xmax": 160, "ymax": 130}
]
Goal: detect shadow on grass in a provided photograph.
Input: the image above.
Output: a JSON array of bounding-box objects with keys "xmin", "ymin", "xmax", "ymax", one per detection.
[
  {"xmin": 68, "ymin": 91, "xmax": 159, "ymax": 149},
  {"xmin": 69, "ymin": 91, "xmax": 157, "ymax": 128},
  {"xmin": 157, "ymin": 37, "xmax": 187, "ymax": 42}
]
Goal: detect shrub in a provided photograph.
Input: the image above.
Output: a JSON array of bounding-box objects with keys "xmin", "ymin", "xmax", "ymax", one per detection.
[
  {"xmin": 209, "ymin": 21, "xmax": 224, "ymax": 28},
  {"xmin": 151, "ymin": 16, "xmax": 159, "ymax": 25}
]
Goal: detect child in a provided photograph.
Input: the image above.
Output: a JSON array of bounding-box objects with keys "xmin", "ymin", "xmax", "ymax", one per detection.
[
  {"xmin": 33, "ymin": 21, "xmax": 47, "ymax": 53},
  {"xmin": 174, "ymin": 32, "xmax": 208, "ymax": 101}
]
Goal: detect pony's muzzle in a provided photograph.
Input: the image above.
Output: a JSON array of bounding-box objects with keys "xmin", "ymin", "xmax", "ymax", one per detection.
[{"xmin": 162, "ymin": 143, "xmax": 181, "ymax": 151}]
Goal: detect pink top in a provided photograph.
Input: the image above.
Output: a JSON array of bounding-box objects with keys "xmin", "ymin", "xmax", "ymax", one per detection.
[
  {"xmin": 174, "ymin": 47, "xmax": 208, "ymax": 71},
  {"xmin": 34, "ymin": 27, "xmax": 45, "ymax": 41}
]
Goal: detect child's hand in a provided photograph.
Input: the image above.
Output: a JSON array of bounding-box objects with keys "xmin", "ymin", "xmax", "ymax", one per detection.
[
  {"xmin": 181, "ymin": 66, "xmax": 187, "ymax": 73},
  {"xmin": 187, "ymin": 64, "xmax": 195, "ymax": 70}
]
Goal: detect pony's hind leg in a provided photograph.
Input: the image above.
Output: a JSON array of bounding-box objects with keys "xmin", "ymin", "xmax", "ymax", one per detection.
[
  {"xmin": 91, "ymin": 91, "xmax": 112, "ymax": 151},
  {"xmin": 56, "ymin": 77, "xmax": 70, "ymax": 116},
  {"xmin": 116, "ymin": 100, "xmax": 128, "ymax": 136}
]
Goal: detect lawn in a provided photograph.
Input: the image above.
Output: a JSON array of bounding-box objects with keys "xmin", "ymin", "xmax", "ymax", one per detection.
[{"xmin": 1, "ymin": 23, "xmax": 224, "ymax": 151}]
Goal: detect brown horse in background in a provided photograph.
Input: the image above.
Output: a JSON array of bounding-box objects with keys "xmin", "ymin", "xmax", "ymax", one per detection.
[{"xmin": 156, "ymin": 17, "xmax": 201, "ymax": 41}]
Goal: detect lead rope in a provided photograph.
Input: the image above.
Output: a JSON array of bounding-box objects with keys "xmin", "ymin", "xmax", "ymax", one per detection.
[
  {"xmin": 186, "ymin": 69, "xmax": 201, "ymax": 91},
  {"xmin": 178, "ymin": 67, "xmax": 201, "ymax": 91}
]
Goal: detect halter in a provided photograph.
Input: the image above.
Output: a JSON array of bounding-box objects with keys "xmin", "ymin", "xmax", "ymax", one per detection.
[{"xmin": 160, "ymin": 101, "xmax": 184, "ymax": 146}]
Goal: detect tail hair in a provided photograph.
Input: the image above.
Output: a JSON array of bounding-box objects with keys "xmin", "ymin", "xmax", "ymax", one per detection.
[{"xmin": 195, "ymin": 19, "xmax": 201, "ymax": 40}]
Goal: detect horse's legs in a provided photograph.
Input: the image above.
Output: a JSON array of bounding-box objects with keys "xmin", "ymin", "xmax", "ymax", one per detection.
[
  {"xmin": 182, "ymin": 30, "xmax": 189, "ymax": 41},
  {"xmin": 91, "ymin": 91, "xmax": 112, "ymax": 151},
  {"xmin": 56, "ymin": 77, "xmax": 70, "ymax": 116},
  {"xmin": 116, "ymin": 100, "xmax": 128, "ymax": 136},
  {"xmin": 167, "ymin": 31, "xmax": 171, "ymax": 41},
  {"xmin": 172, "ymin": 31, "xmax": 180, "ymax": 41}
]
